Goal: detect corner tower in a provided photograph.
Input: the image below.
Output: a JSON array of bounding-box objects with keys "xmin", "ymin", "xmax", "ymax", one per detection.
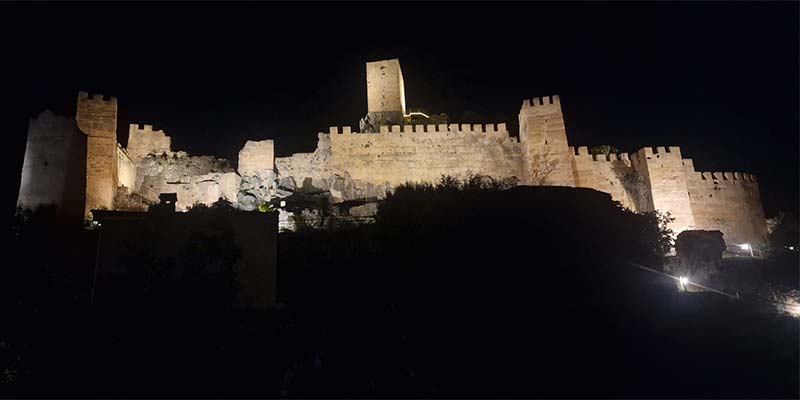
[
  {"xmin": 77, "ymin": 92, "xmax": 118, "ymax": 217},
  {"xmin": 518, "ymin": 95, "xmax": 575, "ymax": 186}
]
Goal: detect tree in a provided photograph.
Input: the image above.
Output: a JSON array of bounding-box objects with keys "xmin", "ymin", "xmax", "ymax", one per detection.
[{"xmin": 525, "ymin": 147, "xmax": 559, "ymax": 186}]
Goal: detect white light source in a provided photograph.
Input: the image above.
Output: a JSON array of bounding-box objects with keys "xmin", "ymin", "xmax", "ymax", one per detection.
[
  {"xmin": 789, "ymin": 246, "xmax": 795, "ymax": 251},
  {"xmin": 679, "ymin": 276, "xmax": 689, "ymax": 285},
  {"xmin": 280, "ymin": 201, "xmax": 286, "ymax": 207},
  {"xmin": 404, "ymin": 111, "xmax": 430, "ymax": 119},
  {"xmin": 739, "ymin": 243, "xmax": 750, "ymax": 251}
]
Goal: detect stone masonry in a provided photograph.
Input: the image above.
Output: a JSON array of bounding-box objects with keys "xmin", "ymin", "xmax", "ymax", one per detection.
[{"xmin": 16, "ymin": 59, "xmax": 769, "ymax": 245}]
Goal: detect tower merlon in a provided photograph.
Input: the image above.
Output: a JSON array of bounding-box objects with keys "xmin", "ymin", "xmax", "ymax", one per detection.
[{"xmin": 521, "ymin": 95, "xmax": 561, "ymax": 109}]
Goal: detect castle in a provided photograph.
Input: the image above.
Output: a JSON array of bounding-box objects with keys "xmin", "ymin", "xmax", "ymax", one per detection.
[{"xmin": 17, "ymin": 59, "xmax": 768, "ymax": 245}]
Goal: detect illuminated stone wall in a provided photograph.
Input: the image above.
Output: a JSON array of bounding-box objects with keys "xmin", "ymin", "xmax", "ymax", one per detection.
[
  {"xmin": 238, "ymin": 140, "xmax": 275, "ymax": 178},
  {"xmin": 77, "ymin": 92, "xmax": 118, "ymax": 216},
  {"xmin": 366, "ymin": 58, "xmax": 405, "ymax": 116},
  {"xmin": 327, "ymin": 123, "xmax": 523, "ymax": 188},
  {"xmin": 134, "ymin": 152, "xmax": 236, "ymax": 209},
  {"xmin": 570, "ymin": 146, "xmax": 641, "ymax": 211},
  {"xmin": 629, "ymin": 146, "xmax": 696, "ymax": 235},
  {"xmin": 116, "ymin": 144, "xmax": 137, "ymax": 190},
  {"xmin": 275, "ymin": 132, "xmax": 332, "ymax": 191},
  {"xmin": 519, "ymin": 96, "xmax": 576, "ymax": 187},
  {"xmin": 683, "ymin": 161, "xmax": 768, "ymax": 245},
  {"xmin": 17, "ymin": 110, "xmax": 87, "ymax": 222},
  {"xmin": 19, "ymin": 58, "xmax": 769, "ymax": 245},
  {"xmin": 127, "ymin": 124, "xmax": 171, "ymax": 161}
]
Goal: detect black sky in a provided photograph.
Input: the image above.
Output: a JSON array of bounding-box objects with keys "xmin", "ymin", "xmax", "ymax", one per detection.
[{"xmin": 2, "ymin": 2, "xmax": 797, "ymax": 216}]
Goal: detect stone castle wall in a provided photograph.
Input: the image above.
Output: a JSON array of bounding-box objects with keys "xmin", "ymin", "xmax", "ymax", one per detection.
[
  {"xmin": 116, "ymin": 144, "xmax": 136, "ymax": 190},
  {"xmin": 238, "ymin": 140, "xmax": 275, "ymax": 178},
  {"xmin": 77, "ymin": 92, "xmax": 118, "ymax": 216},
  {"xmin": 134, "ymin": 152, "xmax": 235, "ymax": 209},
  {"xmin": 519, "ymin": 96, "xmax": 575, "ymax": 186},
  {"xmin": 19, "ymin": 58, "xmax": 770, "ymax": 245},
  {"xmin": 327, "ymin": 123, "xmax": 523, "ymax": 188},
  {"xmin": 127, "ymin": 124, "xmax": 171, "ymax": 161},
  {"xmin": 570, "ymin": 146, "xmax": 640, "ymax": 211},
  {"xmin": 17, "ymin": 111, "xmax": 87, "ymax": 222},
  {"xmin": 630, "ymin": 146, "xmax": 696, "ymax": 235},
  {"xmin": 275, "ymin": 133, "xmax": 332, "ymax": 192},
  {"xmin": 683, "ymin": 161, "xmax": 768, "ymax": 245}
]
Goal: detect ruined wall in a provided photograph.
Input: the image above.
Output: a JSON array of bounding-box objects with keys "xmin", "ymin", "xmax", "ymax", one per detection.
[
  {"xmin": 77, "ymin": 92, "xmax": 118, "ymax": 216},
  {"xmin": 116, "ymin": 144, "xmax": 136, "ymax": 190},
  {"xmin": 519, "ymin": 96, "xmax": 575, "ymax": 187},
  {"xmin": 275, "ymin": 132, "xmax": 332, "ymax": 191},
  {"xmin": 238, "ymin": 140, "xmax": 275, "ymax": 177},
  {"xmin": 134, "ymin": 152, "xmax": 235, "ymax": 209},
  {"xmin": 630, "ymin": 146, "xmax": 695, "ymax": 235},
  {"xmin": 570, "ymin": 146, "xmax": 640, "ymax": 211},
  {"xmin": 127, "ymin": 124, "xmax": 171, "ymax": 161},
  {"xmin": 327, "ymin": 123, "xmax": 523, "ymax": 191},
  {"xmin": 17, "ymin": 111, "xmax": 87, "ymax": 222},
  {"xmin": 683, "ymin": 160, "xmax": 768, "ymax": 245}
]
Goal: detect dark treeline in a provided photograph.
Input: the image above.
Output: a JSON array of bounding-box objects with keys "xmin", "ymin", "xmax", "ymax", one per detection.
[{"xmin": 1, "ymin": 185, "xmax": 798, "ymax": 397}]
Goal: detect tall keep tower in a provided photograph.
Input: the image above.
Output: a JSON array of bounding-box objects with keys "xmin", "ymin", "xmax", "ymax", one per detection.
[
  {"xmin": 518, "ymin": 95, "xmax": 575, "ymax": 186},
  {"xmin": 77, "ymin": 92, "xmax": 118, "ymax": 216},
  {"xmin": 365, "ymin": 59, "xmax": 406, "ymax": 129}
]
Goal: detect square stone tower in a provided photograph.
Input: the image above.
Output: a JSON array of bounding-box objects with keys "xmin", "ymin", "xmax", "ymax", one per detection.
[
  {"xmin": 518, "ymin": 95, "xmax": 576, "ymax": 187},
  {"xmin": 365, "ymin": 59, "xmax": 406, "ymax": 128},
  {"xmin": 77, "ymin": 92, "xmax": 118, "ymax": 217}
]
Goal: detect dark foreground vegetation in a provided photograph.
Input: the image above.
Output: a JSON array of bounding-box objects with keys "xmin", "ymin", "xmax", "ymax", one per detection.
[{"xmin": 2, "ymin": 184, "xmax": 798, "ymax": 398}]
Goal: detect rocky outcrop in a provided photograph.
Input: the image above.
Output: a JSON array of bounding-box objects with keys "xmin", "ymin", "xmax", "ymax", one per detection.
[
  {"xmin": 133, "ymin": 152, "xmax": 237, "ymax": 210},
  {"xmin": 134, "ymin": 151, "xmax": 233, "ymax": 192}
]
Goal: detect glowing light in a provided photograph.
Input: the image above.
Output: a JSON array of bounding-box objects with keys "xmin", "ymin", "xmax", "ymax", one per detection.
[
  {"xmin": 280, "ymin": 201, "xmax": 286, "ymax": 207},
  {"xmin": 789, "ymin": 304, "xmax": 800, "ymax": 318},
  {"xmin": 789, "ymin": 246, "xmax": 795, "ymax": 251},
  {"xmin": 677, "ymin": 276, "xmax": 689, "ymax": 291},
  {"xmin": 404, "ymin": 111, "xmax": 430, "ymax": 119},
  {"xmin": 739, "ymin": 243, "xmax": 751, "ymax": 251}
]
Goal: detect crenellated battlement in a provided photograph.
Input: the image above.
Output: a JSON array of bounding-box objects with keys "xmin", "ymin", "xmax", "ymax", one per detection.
[
  {"xmin": 129, "ymin": 123, "xmax": 165, "ymax": 134},
  {"xmin": 328, "ymin": 123, "xmax": 510, "ymax": 136},
  {"xmin": 20, "ymin": 58, "xmax": 770, "ymax": 244},
  {"xmin": 696, "ymin": 171, "xmax": 758, "ymax": 183},
  {"xmin": 570, "ymin": 146, "xmax": 630, "ymax": 162},
  {"xmin": 78, "ymin": 91, "xmax": 117, "ymax": 104},
  {"xmin": 127, "ymin": 123, "xmax": 171, "ymax": 161},
  {"xmin": 520, "ymin": 95, "xmax": 561, "ymax": 110},
  {"xmin": 629, "ymin": 146, "xmax": 684, "ymax": 164}
]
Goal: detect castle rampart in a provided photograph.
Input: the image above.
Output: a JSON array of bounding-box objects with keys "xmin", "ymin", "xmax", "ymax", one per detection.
[
  {"xmin": 127, "ymin": 123, "xmax": 171, "ymax": 161},
  {"xmin": 570, "ymin": 146, "xmax": 639, "ymax": 211},
  {"xmin": 19, "ymin": 59, "xmax": 770, "ymax": 245},
  {"xmin": 683, "ymin": 163, "xmax": 767, "ymax": 245},
  {"xmin": 629, "ymin": 146, "xmax": 696, "ymax": 235},
  {"xmin": 327, "ymin": 123, "xmax": 523, "ymax": 188}
]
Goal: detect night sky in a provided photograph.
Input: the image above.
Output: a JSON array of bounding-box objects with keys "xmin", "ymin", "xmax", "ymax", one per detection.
[{"xmin": 2, "ymin": 2, "xmax": 797, "ymax": 216}]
